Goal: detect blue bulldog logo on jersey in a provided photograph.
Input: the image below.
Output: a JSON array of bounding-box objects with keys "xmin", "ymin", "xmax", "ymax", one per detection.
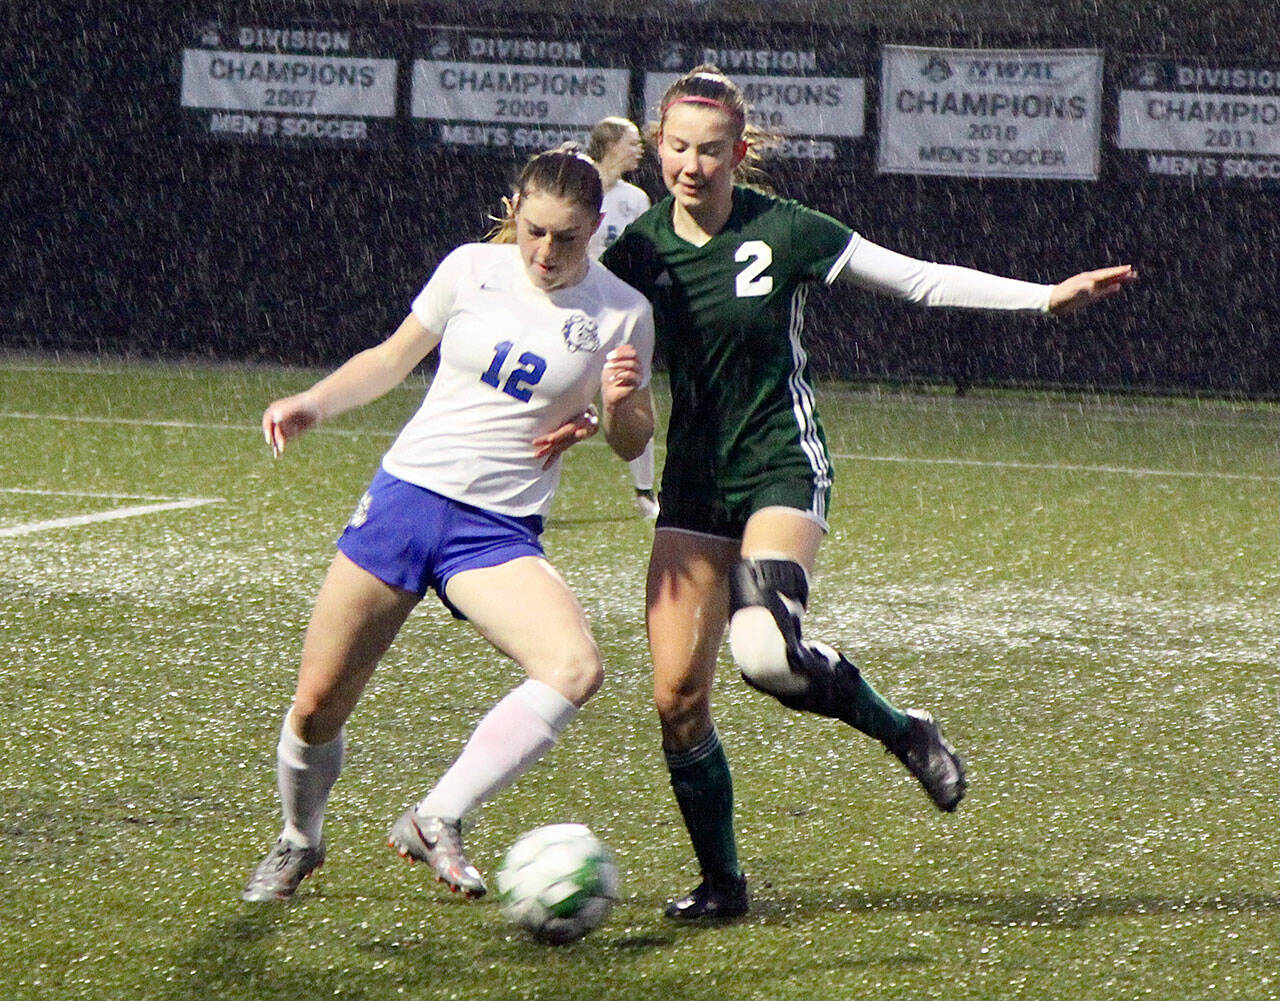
[{"xmin": 561, "ymin": 314, "xmax": 600, "ymax": 353}]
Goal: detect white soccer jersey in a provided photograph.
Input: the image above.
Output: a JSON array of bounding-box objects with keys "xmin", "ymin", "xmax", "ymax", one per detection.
[
  {"xmin": 381, "ymin": 243, "xmax": 654, "ymax": 518},
  {"xmin": 588, "ymin": 179, "xmax": 651, "ymax": 261}
]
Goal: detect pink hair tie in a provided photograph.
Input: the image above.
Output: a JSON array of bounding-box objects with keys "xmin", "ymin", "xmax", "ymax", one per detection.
[{"xmin": 662, "ymin": 95, "xmax": 745, "ymax": 126}]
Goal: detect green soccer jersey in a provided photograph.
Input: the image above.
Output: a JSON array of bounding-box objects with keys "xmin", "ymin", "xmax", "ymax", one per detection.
[{"xmin": 602, "ymin": 185, "xmax": 855, "ymax": 525}]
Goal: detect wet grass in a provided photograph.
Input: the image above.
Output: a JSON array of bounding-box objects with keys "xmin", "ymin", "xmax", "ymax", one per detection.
[{"xmin": 1, "ymin": 357, "xmax": 1277, "ymax": 1000}]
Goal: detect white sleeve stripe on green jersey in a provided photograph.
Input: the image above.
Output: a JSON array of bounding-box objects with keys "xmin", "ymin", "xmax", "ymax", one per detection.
[{"xmin": 824, "ymin": 233, "xmax": 862, "ymax": 286}]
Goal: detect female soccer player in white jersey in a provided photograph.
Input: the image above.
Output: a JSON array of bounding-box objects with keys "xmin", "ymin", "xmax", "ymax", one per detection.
[
  {"xmin": 603, "ymin": 65, "xmax": 1136, "ymax": 920},
  {"xmin": 587, "ymin": 116, "xmax": 660, "ymax": 519},
  {"xmin": 242, "ymin": 146, "xmax": 655, "ymax": 903}
]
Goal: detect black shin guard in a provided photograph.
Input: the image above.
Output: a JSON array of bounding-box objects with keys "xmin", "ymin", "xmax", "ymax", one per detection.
[{"xmin": 728, "ymin": 558, "xmax": 864, "ymax": 721}]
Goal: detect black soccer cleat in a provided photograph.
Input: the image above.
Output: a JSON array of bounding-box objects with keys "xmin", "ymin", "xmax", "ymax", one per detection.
[
  {"xmin": 664, "ymin": 871, "xmax": 749, "ymax": 921},
  {"xmin": 887, "ymin": 709, "xmax": 967, "ymax": 812}
]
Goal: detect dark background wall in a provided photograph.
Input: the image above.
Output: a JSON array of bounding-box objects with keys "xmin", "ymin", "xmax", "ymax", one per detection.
[{"xmin": 5, "ymin": 1, "xmax": 1279, "ymax": 396}]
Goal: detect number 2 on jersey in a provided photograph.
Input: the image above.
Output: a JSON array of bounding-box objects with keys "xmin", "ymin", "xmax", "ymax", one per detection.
[
  {"xmin": 480, "ymin": 341, "xmax": 547, "ymax": 402},
  {"xmin": 735, "ymin": 240, "xmax": 774, "ymax": 298}
]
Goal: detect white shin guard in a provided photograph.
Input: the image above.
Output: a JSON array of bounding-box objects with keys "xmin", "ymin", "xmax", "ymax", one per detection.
[
  {"xmin": 728, "ymin": 605, "xmax": 809, "ymax": 697},
  {"xmin": 727, "ymin": 557, "xmax": 850, "ymax": 711}
]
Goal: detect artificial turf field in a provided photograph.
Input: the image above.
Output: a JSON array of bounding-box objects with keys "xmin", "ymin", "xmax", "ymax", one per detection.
[{"xmin": 1, "ymin": 356, "xmax": 1276, "ymax": 1000}]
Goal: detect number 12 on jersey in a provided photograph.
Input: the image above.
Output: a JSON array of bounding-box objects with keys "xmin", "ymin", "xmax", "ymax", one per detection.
[{"xmin": 480, "ymin": 341, "xmax": 547, "ymax": 402}]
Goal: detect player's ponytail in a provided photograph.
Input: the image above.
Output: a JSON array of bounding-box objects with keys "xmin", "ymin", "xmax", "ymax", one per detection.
[{"xmin": 486, "ymin": 144, "xmax": 605, "ymax": 244}]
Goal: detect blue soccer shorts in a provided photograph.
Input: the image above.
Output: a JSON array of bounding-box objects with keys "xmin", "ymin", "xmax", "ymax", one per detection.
[{"xmin": 336, "ymin": 468, "xmax": 546, "ymax": 619}]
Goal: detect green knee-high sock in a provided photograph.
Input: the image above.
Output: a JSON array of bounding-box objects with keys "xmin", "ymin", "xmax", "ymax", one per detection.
[
  {"xmin": 665, "ymin": 728, "xmax": 741, "ymax": 879},
  {"xmin": 761, "ymin": 644, "xmax": 911, "ymax": 745},
  {"xmin": 836, "ymin": 659, "xmax": 911, "ymax": 745}
]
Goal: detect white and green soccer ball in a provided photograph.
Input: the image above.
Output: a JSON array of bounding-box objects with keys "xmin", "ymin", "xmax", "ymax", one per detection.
[{"xmin": 495, "ymin": 823, "xmax": 619, "ymax": 945}]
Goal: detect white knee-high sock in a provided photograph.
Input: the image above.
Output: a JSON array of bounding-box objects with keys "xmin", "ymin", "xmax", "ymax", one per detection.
[
  {"xmin": 276, "ymin": 712, "xmax": 344, "ymax": 849},
  {"xmin": 629, "ymin": 440, "xmax": 656, "ymax": 491},
  {"xmin": 416, "ymin": 679, "xmax": 578, "ymax": 821}
]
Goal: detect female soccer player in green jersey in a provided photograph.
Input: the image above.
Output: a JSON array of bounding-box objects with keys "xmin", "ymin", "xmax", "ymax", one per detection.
[{"xmin": 603, "ymin": 65, "xmax": 1136, "ymax": 920}]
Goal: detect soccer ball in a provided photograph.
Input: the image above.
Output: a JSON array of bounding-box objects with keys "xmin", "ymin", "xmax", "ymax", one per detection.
[{"xmin": 495, "ymin": 823, "xmax": 619, "ymax": 945}]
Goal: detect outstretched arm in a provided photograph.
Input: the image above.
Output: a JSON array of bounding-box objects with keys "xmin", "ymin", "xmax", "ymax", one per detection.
[
  {"xmin": 835, "ymin": 236, "xmax": 1136, "ymax": 315},
  {"xmin": 262, "ymin": 312, "xmax": 442, "ymax": 456}
]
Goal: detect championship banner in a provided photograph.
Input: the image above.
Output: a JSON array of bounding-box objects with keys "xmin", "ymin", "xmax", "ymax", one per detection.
[
  {"xmin": 179, "ymin": 22, "xmax": 398, "ymax": 144},
  {"xmin": 409, "ymin": 27, "xmax": 632, "ymax": 150},
  {"xmin": 1115, "ymin": 56, "xmax": 1280, "ymax": 184},
  {"xmin": 878, "ymin": 45, "xmax": 1103, "ymax": 179},
  {"xmin": 641, "ymin": 31, "xmax": 870, "ymax": 164}
]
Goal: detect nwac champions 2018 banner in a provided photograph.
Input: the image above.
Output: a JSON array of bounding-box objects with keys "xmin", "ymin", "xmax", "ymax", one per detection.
[{"xmin": 878, "ymin": 45, "xmax": 1103, "ymax": 180}]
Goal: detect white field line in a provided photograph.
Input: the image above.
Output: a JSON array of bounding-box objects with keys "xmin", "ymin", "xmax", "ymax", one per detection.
[
  {"xmin": 831, "ymin": 451, "xmax": 1278, "ymax": 484},
  {"xmin": 0, "ymin": 488, "xmax": 222, "ymax": 538},
  {"xmin": 1, "ymin": 411, "xmax": 1274, "ymax": 485},
  {"xmin": 0, "ymin": 486, "xmax": 196, "ymax": 501},
  {"xmin": 0, "ymin": 411, "xmax": 375, "ymax": 438}
]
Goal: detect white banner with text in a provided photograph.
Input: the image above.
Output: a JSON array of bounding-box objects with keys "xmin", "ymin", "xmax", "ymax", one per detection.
[
  {"xmin": 409, "ymin": 29, "xmax": 632, "ymax": 150},
  {"xmin": 878, "ymin": 45, "xmax": 1103, "ymax": 179},
  {"xmin": 642, "ymin": 35, "xmax": 869, "ymax": 163},
  {"xmin": 1115, "ymin": 56, "xmax": 1280, "ymax": 183},
  {"xmin": 180, "ymin": 23, "xmax": 397, "ymax": 144}
]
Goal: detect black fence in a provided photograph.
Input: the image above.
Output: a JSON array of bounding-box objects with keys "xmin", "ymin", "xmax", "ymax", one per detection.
[{"xmin": 6, "ymin": 3, "xmax": 1279, "ymax": 396}]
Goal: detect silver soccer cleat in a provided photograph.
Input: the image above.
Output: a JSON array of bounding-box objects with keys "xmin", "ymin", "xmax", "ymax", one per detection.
[
  {"xmin": 388, "ymin": 809, "xmax": 487, "ymax": 898},
  {"xmin": 241, "ymin": 838, "xmax": 326, "ymax": 902}
]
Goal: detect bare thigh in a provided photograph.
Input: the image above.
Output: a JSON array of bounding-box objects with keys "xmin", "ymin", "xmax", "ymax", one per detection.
[
  {"xmin": 291, "ymin": 551, "xmax": 420, "ymax": 743},
  {"xmin": 645, "ymin": 528, "xmax": 739, "ymax": 751},
  {"xmin": 741, "ymin": 506, "xmax": 824, "ymax": 573},
  {"xmin": 444, "ymin": 556, "xmax": 603, "ymax": 706}
]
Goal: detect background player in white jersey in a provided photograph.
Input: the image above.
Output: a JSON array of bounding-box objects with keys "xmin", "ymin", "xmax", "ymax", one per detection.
[
  {"xmin": 587, "ymin": 117, "xmax": 651, "ymax": 261},
  {"xmin": 587, "ymin": 117, "xmax": 660, "ymax": 520},
  {"xmin": 242, "ymin": 146, "xmax": 655, "ymax": 903}
]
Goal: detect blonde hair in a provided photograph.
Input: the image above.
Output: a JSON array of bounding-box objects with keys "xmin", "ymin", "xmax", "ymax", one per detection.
[
  {"xmin": 486, "ymin": 144, "xmax": 605, "ymax": 244},
  {"xmin": 653, "ymin": 64, "xmax": 776, "ymax": 192},
  {"xmin": 587, "ymin": 117, "xmax": 639, "ymax": 162}
]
